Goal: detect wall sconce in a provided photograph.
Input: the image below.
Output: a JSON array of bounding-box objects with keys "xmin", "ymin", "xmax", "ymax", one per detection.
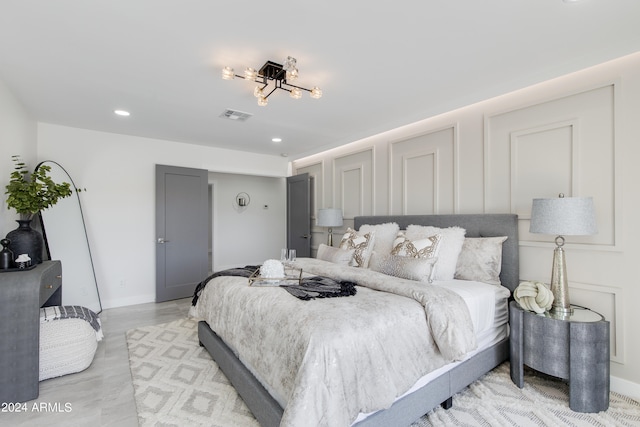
[
  {"xmin": 529, "ymin": 194, "xmax": 597, "ymax": 315},
  {"xmin": 235, "ymin": 192, "xmax": 250, "ymax": 208},
  {"xmin": 317, "ymin": 208, "xmax": 343, "ymax": 246}
]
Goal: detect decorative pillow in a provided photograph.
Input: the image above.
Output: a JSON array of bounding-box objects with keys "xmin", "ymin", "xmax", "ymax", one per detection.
[
  {"xmin": 316, "ymin": 244, "xmax": 355, "ymax": 266},
  {"xmin": 338, "ymin": 228, "xmax": 376, "ymax": 268},
  {"xmin": 454, "ymin": 236, "xmax": 508, "ymax": 285},
  {"xmin": 358, "ymin": 222, "xmax": 399, "ymax": 255},
  {"xmin": 369, "ymin": 252, "xmax": 438, "ymax": 283},
  {"xmin": 390, "ymin": 232, "xmax": 441, "ymax": 259},
  {"xmin": 405, "ymin": 225, "xmax": 466, "ymax": 280}
]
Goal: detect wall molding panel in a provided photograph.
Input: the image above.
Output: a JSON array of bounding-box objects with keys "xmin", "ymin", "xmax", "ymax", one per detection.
[
  {"xmin": 389, "ymin": 126, "xmax": 456, "ymax": 215},
  {"xmin": 485, "ymin": 84, "xmax": 617, "ymax": 249},
  {"xmin": 571, "ymin": 282, "xmax": 624, "ymax": 364},
  {"xmin": 333, "ymin": 148, "xmax": 374, "ymax": 221}
]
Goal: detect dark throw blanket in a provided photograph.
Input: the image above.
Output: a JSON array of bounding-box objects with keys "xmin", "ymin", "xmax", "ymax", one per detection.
[{"xmin": 191, "ymin": 265, "xmax": 357, "ymax": 305}]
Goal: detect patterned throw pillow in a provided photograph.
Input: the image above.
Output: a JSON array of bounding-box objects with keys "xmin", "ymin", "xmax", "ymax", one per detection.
[
  {"xmin": 391, "ymin": 232, "xmax": 441, "ymax": 259},
  {"xmin": 405, "ymin": 225, "xmax": 466, "ymax": 280},
  {"xmin": 339, "ymin": 228, "xmax": 376, "ymax": 268}
]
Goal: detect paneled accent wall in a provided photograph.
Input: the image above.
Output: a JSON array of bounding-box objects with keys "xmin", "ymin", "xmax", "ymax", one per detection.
[{"xmin": 293, "ymin": 54, "xmax": 640, "ymax": 389}]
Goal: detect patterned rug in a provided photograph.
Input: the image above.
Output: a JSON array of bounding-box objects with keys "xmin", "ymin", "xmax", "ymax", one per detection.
[{"xmin": 126, "ymin": 318, "xmax": 640, "ymax": 427}]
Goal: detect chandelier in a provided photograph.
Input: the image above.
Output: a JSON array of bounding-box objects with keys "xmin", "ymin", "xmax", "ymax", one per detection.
[{"xmin": 222, "ymin": 56, "xmax": 322, "ymax": 106}]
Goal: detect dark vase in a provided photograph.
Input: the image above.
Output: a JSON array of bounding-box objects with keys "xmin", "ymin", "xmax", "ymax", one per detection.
[
  {"xmin": 6, "ymin": 219, "xmax": 43, "ymax": 265},
  {"xmin": 0, "ymin": 238, "xmax": 14, "ymax": 269}
]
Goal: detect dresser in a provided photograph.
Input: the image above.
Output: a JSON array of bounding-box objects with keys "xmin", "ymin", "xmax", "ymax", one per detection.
[{"xmin": 0, "ymin": 261, "xmax": 62, "ymax": 403}]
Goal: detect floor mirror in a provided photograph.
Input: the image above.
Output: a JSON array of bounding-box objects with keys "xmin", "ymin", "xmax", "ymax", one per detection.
[{"xmin": 36, "ymin": 161, "xmax": 102, "ymax": 313}]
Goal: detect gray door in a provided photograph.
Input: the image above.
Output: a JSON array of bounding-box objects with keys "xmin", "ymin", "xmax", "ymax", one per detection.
[
  {"xmin": 156, "ymin": 165, "xmax": 209, "ymax": 302},
  {"xmin": 287, "ymin": 173, "xmax": 311, "ymax": 257}
]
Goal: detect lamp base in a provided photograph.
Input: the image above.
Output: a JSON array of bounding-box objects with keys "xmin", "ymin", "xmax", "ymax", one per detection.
[
  {"xmin": 549, "ymin": 243, "xmax": 573, "ymax": 315},
  {"xmin": 327, "ymin": 227, "xmax": 333, "ymax": 246}
]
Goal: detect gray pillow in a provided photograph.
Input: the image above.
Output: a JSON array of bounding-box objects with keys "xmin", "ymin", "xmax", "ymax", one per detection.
[
  {"xmin": 369, "ymin": 252, "xmax": 438, "ymax": 283},
  {"xmin": 454, "ymin": 236, "xmax": 507, "ymax": 285},
  {"xmin": 316, "ymin": 244, "xmax": 355, "ymax": 266}
]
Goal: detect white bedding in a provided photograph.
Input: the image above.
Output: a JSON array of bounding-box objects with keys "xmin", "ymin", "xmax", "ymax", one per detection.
[
  {"xmin": 433, "ymin": 279, "xmax": 510, "ymax": 338},
  {"xmin": 193, "ymin": 259, "xmax": 504, "ymax": 427}
]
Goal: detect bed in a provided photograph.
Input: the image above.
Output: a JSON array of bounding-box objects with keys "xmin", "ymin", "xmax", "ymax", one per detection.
[{"xmin": 194, "ymin": 214, "xmax": 519, "ymax": 427}]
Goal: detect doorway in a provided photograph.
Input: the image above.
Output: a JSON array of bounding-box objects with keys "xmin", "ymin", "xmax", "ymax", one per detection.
[{"xmin": 155, "ymin": 165, "xmax": 209, "ymax": 302}]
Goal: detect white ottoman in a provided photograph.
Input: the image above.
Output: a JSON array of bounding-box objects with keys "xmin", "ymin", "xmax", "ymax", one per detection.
[{"xmin": 39, "ymin": 306, "xmax": 102, "ymax": 381}]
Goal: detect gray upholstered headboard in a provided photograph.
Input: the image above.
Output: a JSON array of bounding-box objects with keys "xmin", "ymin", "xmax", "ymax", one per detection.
[{"xmin": 354, "ymin": 214, "xmax": 519, "ymax": 293}]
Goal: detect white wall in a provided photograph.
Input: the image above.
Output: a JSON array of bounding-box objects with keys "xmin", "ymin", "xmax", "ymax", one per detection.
[
  {"xmin": 209, "ymin": 171, "xmax": 286, "ymax": 271},
  {"xmin": 37, "ymin": 124, "xmax": 289, "ymax": 309},
  {"xmin": 0, "ymin": 78, "xmax": 37, "ymax": 235},
  {"xmin": 293, "ymin": 52, "xmax": 640, "ymax": 398}
]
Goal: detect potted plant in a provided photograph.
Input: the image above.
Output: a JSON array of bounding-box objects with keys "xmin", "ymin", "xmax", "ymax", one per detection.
[{"xmin": 4, "ymin": 155, "xmax": 72, "ymax": 265}]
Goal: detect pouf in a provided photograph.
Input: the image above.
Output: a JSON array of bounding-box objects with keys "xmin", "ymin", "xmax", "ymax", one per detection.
[{"xmin": 39, "ymin": 306, "xmax": 103, "ymax": 381}]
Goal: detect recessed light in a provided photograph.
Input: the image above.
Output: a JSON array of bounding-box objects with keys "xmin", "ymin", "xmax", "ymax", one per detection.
[
  {"xmin": 272, "ymin": 137, "xmax": 282, "ymax": 143},
  {"xmin": 114, "ymin": 109, "xmax": 130, "ymax": 117}
]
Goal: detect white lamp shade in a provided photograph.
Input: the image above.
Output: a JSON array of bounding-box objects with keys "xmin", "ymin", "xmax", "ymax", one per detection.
[
  {"xmin": 530, "ymin": 196, "xmax": 597, "ymax": 236},
  {"xmin": 316, "ymin": 209, "xmax": 343, "ymax": 227}
]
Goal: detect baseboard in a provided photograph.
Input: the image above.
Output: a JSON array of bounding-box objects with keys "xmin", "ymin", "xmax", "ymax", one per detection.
[
  {"xmin": 611, "ymin": 375, "xmax": 640, "ymax": 401},
  {"xmin": 101, "ymin": 294, "xmax": 154, "ymax": 309}
]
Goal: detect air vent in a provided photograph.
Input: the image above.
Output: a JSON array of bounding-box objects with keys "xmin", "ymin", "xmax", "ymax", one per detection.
[{"xmin": 219, "ymin": 109, "xmax": 253, "ymax": 122}]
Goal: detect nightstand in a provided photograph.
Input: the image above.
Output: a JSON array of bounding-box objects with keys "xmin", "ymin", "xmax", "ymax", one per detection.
[
  {"xmin": 0, "ymin": 260, "xmax": 62, "ymax": 403},
  {"xmin": 509, "ymin": 300, "xmax": 610, "ymax": 413}
]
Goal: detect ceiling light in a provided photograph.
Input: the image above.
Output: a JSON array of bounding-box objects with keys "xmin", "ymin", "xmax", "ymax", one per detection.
[
  {"xmin": 290, "ymin": 87, "xmax": 302, "ymax": 99},
  {"xmin": 114, "ymin": 109, "xmax": 130, "ymax": 116},
  {"xmin": 222, "ymin": 56, "xmax": 322, "ymax": 106},
  {"xmin": 310, "ymin": 87, "xmax": 323, "ymax": 99},
  {"xmin": 272, "ymin": 137, "xmax": 282, "ymax": 143},
  {"xmin": 244, "ymin": 67, "xmax": 258, "ymax": 80},
  {"xmin": 221, "ymin": 66, "xmax": 235, "ymax": 80}
]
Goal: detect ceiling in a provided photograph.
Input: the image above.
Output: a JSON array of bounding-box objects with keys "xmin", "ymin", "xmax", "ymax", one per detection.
[{"xmin": 1, "ymin": 1, "xmax": 639, "ymax": 160}]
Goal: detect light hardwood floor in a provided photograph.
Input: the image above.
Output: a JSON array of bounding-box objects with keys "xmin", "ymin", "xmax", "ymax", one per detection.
[{"xmin": 3, "ymin": 298, "xmax": 192, "ymax": 427}]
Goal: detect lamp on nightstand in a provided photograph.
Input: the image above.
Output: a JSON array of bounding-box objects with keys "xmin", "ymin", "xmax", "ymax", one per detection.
[
  {"xmin": 529, "ymin": 194, "xmax": 597, "ymax": 315},
  {"xmin": 316, "ymin": 209, "xmax": 343, "ymax": 246}
]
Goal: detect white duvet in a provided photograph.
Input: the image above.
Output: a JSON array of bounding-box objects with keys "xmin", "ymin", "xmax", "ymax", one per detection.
[{"xmin": 193, "ymin": 258, "xmax": 477, "ymax": 427}]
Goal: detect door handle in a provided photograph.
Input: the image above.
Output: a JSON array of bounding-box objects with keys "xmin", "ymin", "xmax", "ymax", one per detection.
[
  {"xmin": 157, "ymin": 237, "xmax": 170, "ymax": 244},
  {"xmin": 301, "ymin": 234, "xmax": 309, "ymax": 239}
]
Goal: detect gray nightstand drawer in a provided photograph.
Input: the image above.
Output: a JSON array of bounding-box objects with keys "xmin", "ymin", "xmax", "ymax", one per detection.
[{"xmin": 39, "ymin": 262, "xmax": 62, "ymax": 306}]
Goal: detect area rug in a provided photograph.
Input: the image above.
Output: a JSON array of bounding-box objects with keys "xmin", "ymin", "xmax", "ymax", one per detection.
[{"xmin": 126, "ymin": 318, "xmax": 640, "ymax": 427}]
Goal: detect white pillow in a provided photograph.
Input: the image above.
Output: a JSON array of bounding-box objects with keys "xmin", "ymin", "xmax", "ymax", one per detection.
[
  {"xmin": 454, "ymin": 236, "xmax": 507, "ymax": 285},
  {"xmin": 359, "ymin": 222, "xmax": 399, "ymax": 255},
  {"xmin": 316, "ymin": 244, "xmax": 355, "ymax": 266},
  {"xmin": 369, "ymin": 252, "xmax": 438, "ymax": 283},
  {"xmin": 338, "ymin": 228, "xmax": 376, "ymax": 268},
  {"xmin": 391, "ymin": 232, "xmax": 441, "ymax": 259},
  {"xmin": 405, "ymin": 225, "xmax": 466, "ymax": 280}
]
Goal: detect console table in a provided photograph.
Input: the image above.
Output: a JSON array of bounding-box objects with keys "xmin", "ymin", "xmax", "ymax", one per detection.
[
  {"xmin": 0, "ymin": 260, "xmax": 62, "ymax": 403},
  {"xmin": 509, "ymin": 300, "xmax": 610, "ymax": 413}
]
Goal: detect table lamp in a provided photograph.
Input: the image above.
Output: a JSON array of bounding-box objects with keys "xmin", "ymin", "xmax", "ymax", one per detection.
[
  {"xmin": 317, "ymin": 209, "xmax": 343, "ymax": 246},
  {"xmin": 529, "ymin": 194, "xmax": 597, "ymax": 315}
]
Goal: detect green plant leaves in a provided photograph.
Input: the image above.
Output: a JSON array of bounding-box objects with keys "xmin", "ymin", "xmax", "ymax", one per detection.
[{"xmin": 4, "ymin": 156, "xmax": 73, "ymax": 218}]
